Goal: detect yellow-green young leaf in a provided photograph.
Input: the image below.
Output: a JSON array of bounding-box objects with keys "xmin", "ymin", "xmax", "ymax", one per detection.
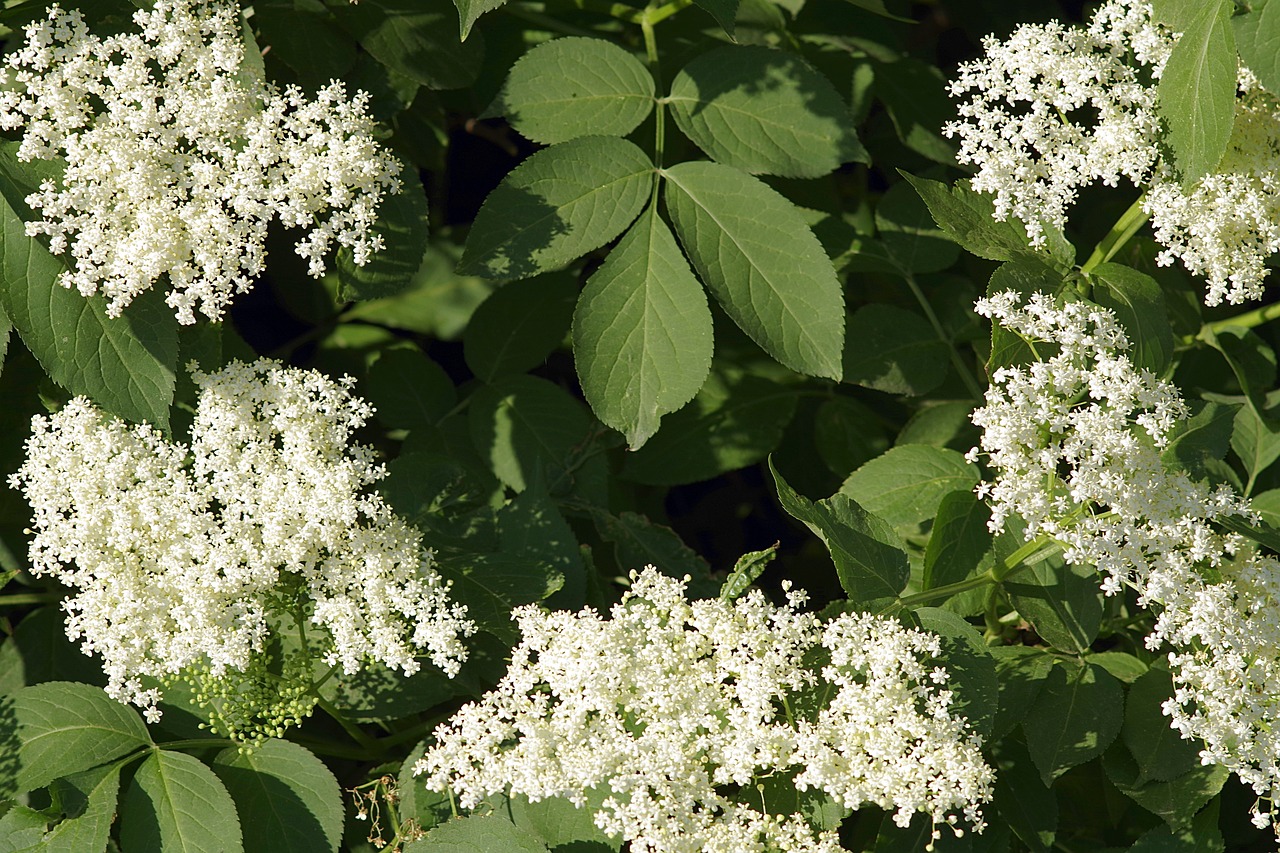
[
  {"xmin": 663, "ymin": 161, "xmax": 844, "ymax": 379},
  {"xmin": 118, "ymin": 750, "xmax": 242, "ymax": 853},
  {"xmin": 668, "ymin": 46, "xmax": 866, "ymax": 178},
  {"xmin": 336, "ymin": 0, "xmax": 484, "ymax": 90},
  {"xmin": 1233, "ymin": 0, "xmax": 1280, "ymax": 97},
  {"xmin": 488, "ymin": 38, "xmax": 654, "ymax": 145},
  {"xmin": 459, "ymin": 137, "xmax": 653, "ymax": 280},
  {"xmin": 574, "ymin": 208, "xmax": 713, "ymax": 449},
  {"xmin": 1157, "ymin": 0, "xmax": 1236, "ymax": 183},
  {"xmin": 0, "ymin": 155, "xmax": 177, "ymax": 430},
  {"xmin": 720, "ymin": 544, "xmax": 778, "ymax": 600},
  {"xmin": 41, "ymin": 763, "xmax": 124, "ymax": 853},
  {"xmin": 336, "ymin": 172, "xmax": 430, "ymax": 301},
  {"xmin": 842, "ymin": 303, "xmax": 948, "ymax": 396},
  {"xmin": 692, "ymin": 0, "xmax": 738, "ymax": 36},
  {"xmin": 1, "ymin": 682, "xmax": 151, "ymax": 796},
  {"xmin": 464, "ymin": 272, "xmax": 578, "ymax": 382},
  {"xmin": 453, "ymin": 0, "xmax": 506, "ymax": 39},
  {"xmin": 212, "ymin": 740, "xmax": 343, "ymax": 853},
  {"xmin": 839, "ymin": 445, "xmax": 978, "ymax": 528},
  {"xmin": 1023, "ymin": 660, "xmax": 1124, "ymax": 786}
]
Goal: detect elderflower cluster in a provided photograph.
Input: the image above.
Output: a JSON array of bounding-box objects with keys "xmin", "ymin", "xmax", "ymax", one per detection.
[
  {"xmin": 414, "ymin": 569, "xmax": 993, "ymax": 852},
  {"xmin": 947, "ymin": 1, "xmax": 1280, "ymax": 305},
  {"xmin": 9, "ymin": 359, "xmax": 474, "ymax": 728},
  {"xmin": 971, "ymin": 291, "xmax": 1280, "ymax": 828},
  {"xmin": 0, "ymin": 0, "xmax": 401, "ymax": 324}
]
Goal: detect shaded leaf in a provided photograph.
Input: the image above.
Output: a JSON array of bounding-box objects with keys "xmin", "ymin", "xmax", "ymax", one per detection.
[
  {"xmin": 468, "ymin": 375, "xmax": 594, "ymax": 493},
  {"xmin": 1090, "ymin": 262, "xmax": 1175, "ymax": 376},
  {"xmin": 336, "ymin": 172, "xmax": 430, "ymax": 301},
  {"xmin": 452, "ymin": 0, "xmax": 506, "ymax": 39},
  {"xmin": 1233, "ymin": 0, "xmax": 1280, "ymax": 97},
  {"xmin": 1005, "ymin": 558, "xmax": 1104, "ymax": 654},
  {"xmin": 212, "ymin": 740, "xmax": 343, "ymax": 853},
  {"xmin": 915, "ymin": 608, "xmax": 997, "ymax": 738},
  {"xmin": 842, "ymin": 303, "xmax": 948, "ymax": 396},
  {"xmin": 1123, "ymin": 669, "xmax": 1202, "ymax": 784},
  {"xmin": 337, "ymin": 0, "xmax": 484, "ymax": 90},
  {"xmin": 1023, "ymin": 660, "xmax": 1124, "ymax": 785},
  {"xmin": 118, "ymin": 750, "xmax": 242, "ymax": 853},
  {"xmin": 464, "ymin": 273, "xmax": 577, "ymax": 382},
  {"xmin": 923, "ymin": 490, "xmax": 992, "ymax": 591}
]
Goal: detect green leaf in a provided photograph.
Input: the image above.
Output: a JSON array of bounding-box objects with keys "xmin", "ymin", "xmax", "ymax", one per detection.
[
  {"xmin": 590, "ymin": 510, "xmax": 715, "ymax": 596},
  {"xmin": 463, "ymin": 272, "xmax": 576, "ymax": 382},
  {"xmin": 1088, "ymin": 652, "xmax": 1148, "ymax": 684},
  {"xmin": 363, "ymin": 345, "xmax": 456, "ymax": 429},
  {"xmin": 842, "ymin": 303, "xmax": 948, "ymax": 396},
  {"xmin": 1128, "ymin": 819, "xmax": 1224, "ymax": 853},
  {"xmin": 900, "ymin": 172, "xmax": 1069, "ymax": 266},
  {"xmin": 489, "ymin": 38, "xmax": 654, "ymax": 144},
  {"xmin": 1, "ymin": 682, "xmax": 150, "ymax": 796},
  {"xmin": 993, "ymin": 737, "xmax": 1056, "ymax": 853},
  {"xmin": 337, "ymin": 0, "xmax": 484, "ymax": 90},
  {"xmin": 0, "ymin": 804, "xmax": 50, "ymax": 851},
  {"xmin": 924, "ymin": 491, "xmax": 992, "ymax": 591},
  {"xmin": 254, "ymin": 4, "xmax": 357, "ymax": 90},
  {"xmin": 439, "ymin": 554, "xmax": 565, "ymax": 643},
  {"xmin": 39, "ymin": 762, "xmax": 122, "ymax": 853},
  {"xmin": 0, "ymin": 607, "xmax": 109, "ymax": 694},
  {"xmin": 721, "ymin": 544, "xmax": 778, "ymax": 600},
  {"xmin": 408, "ymin": 814, "xmax": 551, "ymax": 853},
  {"xmin": 1023, "ymin": 660, "xmax": 1124, "ymax": 786},
  {"xmin": 1102, "ymin": 742, "xmax": 1228, "ymax": 831},
  {"xmin": 1123, "ymin": 669, "xmax": 1202, "ymax": 785},
  {"xmin": 771, "ymin": 460, "xmax": 910, "ymax": 605},
  {"xmin": 336, "ymin": 172, "xmax": 430, "ymax": 301},
  {"xmin": 211, "ymin": 740, "xmax": 342, "ymax": 853},
  {"xmin": 620, "ymin": 360, "xmax": 798, "ymax": 485},
  {"xmin": 876, "ymin": 180, "xmax": 961, "ymax": 274},
  {"xmin": 990, "ymin": 645, "xmax": 1054, "ymax": 740},
  {"xmin": 118, "ymin": 750, "xmax": 242, "ymax": 853},
  {"xmin": 691, "ymin": 0, "xmax": 738, "ymax": 36},
  {"xmin": 1162, "ymin": 400, "xmax": 1237, "ymax": 482},
  {"xmin": 320, "ymin": 664, "xmax": 453, "ymax": 722},
  {"xmin": 0, "ymin": 154, "xmax": 177, "ymax": 430},
  {"xmin": 1217, "ymin": 511, "xmax": 1280, "ymax": 553},
  {"xmin": 1089, "ymin": 263, "xmax": 1175, "ymax": 375},
  {"xmin": 1230, "ymin": 404, "xmax": 1280, "ymax": 486},
  {"xmin": 477, "ymin": 790, "xmax": 622, "ymax": 852},
  {"xmin": 984, "ymin": 258, "xmax": 1064, "ymax": 373},
  {"xmin": 1233, "ymin": 0, "xmax": 1280, "ymax": 97},
  {"xmin": 839, "ymin": 445, "xmax": 979, "ymax": 528},
  {"xmin": 345, "ymin": 242, "xmax": 495, "ymax": 338},
  {"xmin": 1158, "ymin": 0, "xmax": 1236, "ymax": 183},
  {"xmin": 498, "ymin": 488, "xmax": 585, "ymax": 609},
  {"xmin": 667, "ymin": 45, "xmax": 866, "ymax": 178},
  {"xmin": 459, "ymin": 137, "xmax": 653, "ymax": 279},
  {"xmin": 914, "ymin": 608, "xmax": 997, "ymax": 738},
  {"xmin": 573, "ymin": 206, "xmax": 713, "ymax": 449},
  {"xmin": 1004, "ymin": 558, "xmax": 1104, "ymax": 654},
  {"xmin": 467, "ymin": 374, "xmax": 594, "ymax": 493},
  {"xmin": 663, "ymin": 161, "xmax": 844, "ymax": 380},
  {"xmin": 872, "ymin": 58, "xmax": 957, "ymax": 165},
  {"xmin": 896, "ymin": 400, "xmax": 979, "ymax": 450},
  {"xmin": 452, "ymin": 0, "xmax": 506, "ymax": 39}
]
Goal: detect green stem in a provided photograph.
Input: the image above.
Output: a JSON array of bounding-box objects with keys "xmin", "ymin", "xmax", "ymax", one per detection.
[
  {"xmin": 903, "ymin": 271, "xmax": 984, "ymax": 400},
  {"xmin": 501, "ymin": 3, "xmax": 599, "ymax": 36},
  {"xmin": 1203, "ymin": 300, "xmax": 1280, "ymax": 334},
  {"xmin": 646, "ymin": 0, "xmax": 692, "ymax": 24},
  {"xmin": 1080, "ymin": 195, "xmax": 1149, "ymax": 274},
  {"xmin": 642, "ymin": 8, "xmax": 665, "ymax": 188},
  {"xmin": 0, "ymin": 592, "xmax": 62, "ymax": 607},
  {"xmin": 314, "ymin": 692, "xmax": 382, "ymax": 756},
  {"xmin": 158, "ymin": 738, "xmax": 238, "ymax": 751},
  {"xmin": 884, "ymin": 534, "xmax": 1059, "ymax": 613}
]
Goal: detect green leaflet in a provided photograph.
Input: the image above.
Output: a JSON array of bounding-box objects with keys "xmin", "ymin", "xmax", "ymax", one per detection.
[
  {"xmin": 211, "ymin": 740, "xmax": 343, "ymax": 853},
  {"xmin": 489, "ymin": 38, "xmax": 654, "ymax": 144},
  {"xmin": 663, "ymin": 161, "xmax": 844, "ymax": 380},
  {"xmin": 464, "ymin": 272, "xmax": 577, "ymax": 382},
  {"xmin": 842, "ymin": 303, "xmax": 948, "ymax": 396},
  {"xmin": 1004, "ymin": 558, "xmax": 1104, "ymax": 654},
  {"xmin": 118, "ymin": 750, "xmax": 243, "ymax": 853},
  {"xmin": 573, "ymin": 206, "xmax": 713, "ymax": 449},
  {"xmin": 336, "ymin": 0, "xmax": 484, "ymax": 90},
  {"xmin": 1089, "ymin": 262, "xmax": 1175, "ymax": 376},
  {"xmin": 1157, "ymin": 0, "xmax": 1236, "ymax": 183},
  {"xmin": 452, "ymin": 0, "xmax": 506, "ymax": 39},
  {"xmin": 667, "ymin": 45, "xmax": 866, "ymax": 178},
  {"xmin": 1233, "ymin": 0, "xmax": 1280, "ymax": 97},
  {"xmin": 459, "ymin": 137, "xmax": 653, "ymax": 280},
  {"xmin": 336, "ymin": 172, "xmax": 431, "ymax": 301},
  {"xmin": 839, "ymin": 445, "xmax": 979, "ymax": 528},
  {"xmin": 1023, "ymin": 659, "xmax": 1124, "ymax": 786}
]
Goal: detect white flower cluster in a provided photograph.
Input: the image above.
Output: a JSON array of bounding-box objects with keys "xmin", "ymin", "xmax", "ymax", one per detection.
[
  {"xmin": 414, "ymin": 568, "xmax": 993, "ymax": 852},
  {"xmin": 947, "ymin": 1, "xmax": 1280, "ymax": 305},
  {"xmin": 9, "ymin": 359, "xmax": 473, "ymax": 723},
  {"xmin": 0, "ymin": 0, "xmax": 401, "ymax": 324},
  {"xmin": 971, "ymin": 291, "xmax": 1280, "ymax": 828}
]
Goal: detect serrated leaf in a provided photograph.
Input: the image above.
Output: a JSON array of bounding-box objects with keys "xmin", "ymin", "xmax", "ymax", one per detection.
[
  {"xmin": 0, "ymin": 606, "xmax": 109, "ymax": 694},
  {"xmin": 876, "ymin": 180, "xmax": 960, "ymax": 273},
  {"xmin": 490, "ymin": 38, "xmax": 654, "ymax": 144},
  {"xmin": 720, "ymin": 544, "xmax": 778, "ymax": 600},
  {"xmin": 619, "ymin": 360, "xmax": 798, "ymax": 485},
  {"xmin": 1123, "ymin": 669, "xmax": 1202, "ymax": 785},
  {"xmin": 118, "ymin": 750, "xmax": 242, "ymax": 853},
  {"xmin": 477, "ymin": 790, "xmax": 622, "ymax": 852},
  {"xmin": 1162, "ymin": 400, "xmax": 1236, "ymax": 482},
  {"xmin": 408, "ymin": 814, "xmax": 551, "ymax": 853},
  {"xmin": 465, "ymin": 272, "xmax": 577, "ymax": 382},
  {"xmin": 993, "ymin": 736, "xmax": 1056, "ymax": 853},
  {"xmin": 990, "ymin": 646, "xmax": 1054, "ymax": 741},
  {"xmin": 337, "ymin": 0, "xmax": 484, "ymax": 90},
  {"xmin": 39, "ymin": 762, "xmax": 122, "ymax": 853},
  {"xmin": 668, "ymin": 45, "xmax": 866, "ymax": 178},
  {"xmin": 439, "ymin": 554, "xmax": 564, "ymax": 643},
  {"xmin": 1102, "ymin": 742, "xmax": 1228, "ymax": 831},
  {"xmin": 664, "ymin": 161, "xmax": 844, "ymax": 379},
  {"xmin": 1023, "ymin": 660, "xmax": 1124, "ymax": 786},
  {"xmin": 364, "ymin": 345, "xmax": 456, "ymax": 429},
  {"xmin": 915, "ymin": 608, "xmax": 997, "ymax": 738},
  {"xmin": 771, "ymin": 460, "xmax": 910, "ymax": 605},
  {"xmin": 1233, "ymin": 0, "xmax": 1280, "ymax": 97},
  {"xmin": 692, "ymin": 0, "xmax": 738, "ymax": 35},
  {"xmin": 211, "ymin": 740, "xmax": 342, "ymax": 853},
  {"xmin": 1, "ymin": 682, "xmax": 151, "ymax": 796},
  {"xmin": 873, "ymin": 58, "xmax": 957, "ymax": 164},
  {"xmin": 1090, "ymin": 262, "xmax": 1174, "ymax": 375},
  {"xmin": 0, "ymin": 153, "xmax": 177, "ymax": 430},
  {"xmin": 923, "ymin": 491, "xmax": 991, "ymax": 591},
  {"xmin": 1158, "ymin": 0, "xmax": 1235, "ymax": 183},
  {"xmin": 467, "ymin": 374, "xmax": 593, "ymax": 493},
  {"xmin": 842, "ymin": 303, "xmax": 949, "ymax": 396},
  {"xmin": 459, "ymin": 137, "xmax": 653, "ymax": 279},
  {"xmin": 336, "ymin": 172, "xmax": 430, "ymax": 301},
  {"xmin": 573, "ymin": 206, "xmax": 713, "ymax": 449},
  {"xmin": 984, "ymin": 258, "xmax": 1064, "ymax": 373},
  {"xmin": 1005, "ymin": 558, "xmax": 1103, "ymax": 654},
  {"xmin": 498, "ymin": 488, "xmax": 585, "ymax": 608},
  {"xmin": 453, "ymin": 0, "xmax": 506, "ymax": 39},
  {"xmin": 839, "ymin": 445, "xmax": 979, "ymax": 528},
  {"xmin": 1231, "ymin": 404, "xmax": 1280, "ymax": 486},
  {"xmin": 590, "ymin": 509, "xmax": 715, "ymax": 596}
]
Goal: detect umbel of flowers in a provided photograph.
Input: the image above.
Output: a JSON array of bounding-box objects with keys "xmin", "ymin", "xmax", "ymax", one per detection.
[
  {"xmin": 970, "ymin": 291, "xmax": 1280, "ymax": 829},
  {"xmin": 946, "ymin": 0, "xmax": 1280, "ymax": 307},
  {"xmin": 0, "ymin": 0, "xmax": 402, "ymax": 324},
  {"xmin": 9, "ymin": 359, "xmax": 474, "ymax": 740},
  {"xmin": 415, "ymin": 568, "xmax": 994, "ymax": 853}
]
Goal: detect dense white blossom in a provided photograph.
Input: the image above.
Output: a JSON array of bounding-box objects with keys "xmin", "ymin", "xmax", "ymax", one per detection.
[
  {"xmin": 9, "ymin": 359, "xmax": 473, "ymax": 724},
  {"xmin": 972, "ymin": 291, "xmax": 1280, "ymax": 828},
  {"xmin": 0, "ymin": 0, "xmax": 401, "ymax": 323},
  {"xmin": 414, "ymin": 569, "xmax": 993, "ymax": 852},
  {"xmin": 946, "ymin": 0, "xmax": 1280, "ymax": 305}
]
